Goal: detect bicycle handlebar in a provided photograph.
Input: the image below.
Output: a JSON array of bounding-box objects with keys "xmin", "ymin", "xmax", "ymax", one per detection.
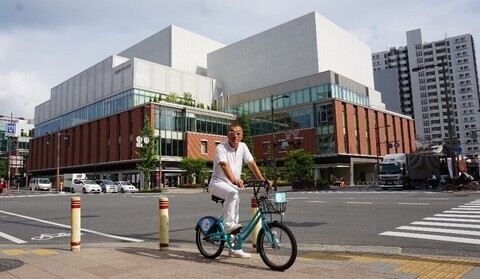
[{"xmin": 244, "ymin": 179, "xmax": 272, "ymax": 196}]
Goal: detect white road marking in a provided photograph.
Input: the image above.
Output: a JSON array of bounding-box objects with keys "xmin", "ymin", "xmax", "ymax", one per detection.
[
  {"xmin": 379, "ymin": 231, "xmax": 480, "ymax": 244},
  {"xmin": 397, "ymin": 226, "xmax": 480, "ymax": 236},
  {"xmin": 411, "ymin": 221, "xmax": 480, "ymax": 229},
  {"xmin": 398, "ymin": 203, "xmax": 429, "ymax": 205},
  {"xmin": 308, "ymin": 201, "xmax": 326, "ymax": 203},
  {"xmin": 451, "ymin": 208, "xmax": 480, "ymax": 211},
  {"xmin": 0, "ymin": 210, "xmax": 143, "ymax": 243},
  {"xmin": 0, "ymin": 231, "xmax": 27, "ymax": 244},
  {"xmin": 435, "ymin": 214, "xmax": 480, "ymax": 218},
  {"xmin": 346, "ymin": 202, "xmax": 372, "ymax": 204},
  {"xmin": 423, "ymin": 217, "xmax": 480, "ymax": 223},
  {"xmin": 443, "ymin": 210, "xmax": 480, "ymax": 214}
]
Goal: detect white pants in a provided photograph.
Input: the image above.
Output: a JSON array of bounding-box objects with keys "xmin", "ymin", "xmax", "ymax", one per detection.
[{"xmin": 210, "ymin": 179, "xmax": 240, "ymax": 228}]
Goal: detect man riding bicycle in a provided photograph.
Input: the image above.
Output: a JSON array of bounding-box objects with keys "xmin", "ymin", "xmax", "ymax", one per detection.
[{"xmin": 209, "ymin": 123, "xmax": 270, "ymax": 259}]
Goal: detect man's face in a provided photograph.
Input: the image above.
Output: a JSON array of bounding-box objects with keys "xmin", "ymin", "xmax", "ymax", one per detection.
[{"xmin": 228, "ymin": 127, "xmax": 243, "ymax": 145}]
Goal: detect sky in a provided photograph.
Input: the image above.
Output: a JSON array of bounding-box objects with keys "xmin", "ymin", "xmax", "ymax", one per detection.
[{"xmin": 0, "ymin": 0, "xmax": 479, "ymax": 119}]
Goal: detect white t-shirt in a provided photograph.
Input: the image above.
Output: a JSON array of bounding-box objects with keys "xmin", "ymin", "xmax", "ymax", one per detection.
[{"xmin": 211, "ymin": 141, "xmax": 254, "ymax": 185}]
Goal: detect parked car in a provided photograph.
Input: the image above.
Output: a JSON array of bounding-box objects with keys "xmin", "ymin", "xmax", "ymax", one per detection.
[
  {"xmin": 115, "ymin": 181, "xmax": 137, "ymax": 193},
  {"xmin": 95, "ymin": 179, "xmax": 118, "ymax": 193},
  {"xmin": 71, "ymin": 179, "xmax": 101, "ymax": 194},
  {"xmin": 29, "ymin": 178, "xmax": 52, "ymax": 191}
]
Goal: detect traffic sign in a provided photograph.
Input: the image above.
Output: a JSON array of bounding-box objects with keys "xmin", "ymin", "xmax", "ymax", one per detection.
[
  {"xmin": 6, "ymin": 123, "xmax": 16, "ymax": 134},
  {"xmin": 454, "ymin": 146, "xmax": 462, "ymax": 154}
]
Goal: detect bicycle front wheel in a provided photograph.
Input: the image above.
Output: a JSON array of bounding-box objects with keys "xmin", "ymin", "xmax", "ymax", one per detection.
[
  {"xmin": 257, "ymin": 222, "xmax": 297, "ymax": 271},
  {"xmin": 195, "ymin": 223, "xmax": 225, "ymax": 259}
]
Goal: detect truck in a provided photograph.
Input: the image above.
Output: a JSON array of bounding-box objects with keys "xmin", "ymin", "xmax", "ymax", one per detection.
[
  {"xmin": 61, "ymin": 173, "xmax": 88, "ymax": 192},
  {"xmin": 378, "ymin": 153, "xmax": 440, "ymax": 190}
]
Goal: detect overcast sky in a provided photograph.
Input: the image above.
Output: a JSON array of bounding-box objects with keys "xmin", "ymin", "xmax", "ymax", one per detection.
[{"xmin": 0, "ymin": 0, "xmax": 479, "ymax": 119}]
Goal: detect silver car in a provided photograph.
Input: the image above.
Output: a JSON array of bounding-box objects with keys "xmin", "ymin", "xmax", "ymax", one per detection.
[
  {"xmin": 95, "ymin": 179, "xmax": 118, "ymax": 193},
  {"xmin": 71, "ymin": 179, "xmax": 102, "ymax": 194},
  {"xmin": 115, "ymin": 181, "xmax": 137, "ymax": 193}
]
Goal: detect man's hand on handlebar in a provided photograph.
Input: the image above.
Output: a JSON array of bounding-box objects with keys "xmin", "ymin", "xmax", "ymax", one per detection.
[{"xmin": 232, "ymin": 178, "xmax": 245, "ymax": 188}]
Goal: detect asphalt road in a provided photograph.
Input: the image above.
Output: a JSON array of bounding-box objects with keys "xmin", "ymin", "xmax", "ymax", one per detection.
[{"xmin": 1, "ymin": 189, "xmax": 479, "ymax": 258}]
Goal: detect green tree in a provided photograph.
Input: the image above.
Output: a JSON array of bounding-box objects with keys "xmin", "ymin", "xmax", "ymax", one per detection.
[
  {"xmin": 183, "ymin": 92, "xmax": 195, "ymax": 106},
  {"xmin": 0, "ymin": 160, "xmax": 6, "ymax": 180},
  {"xmin": 179, "ymin": 157, "xmax": 208, "ymax": 184},
  {"xmin": 284, "ymin": 150, "xmax": 314, "ymax": 181},
  {"xmin": 238, "ymin": 112, "xmax": 255, "ymax": 179},
  {"xmin": 238, "ymin": 112, "xmax": 253, "ymax": 153},
  {"xmin": 165, "ymin": 92, "xmax": 178, "ymax": 104},
  {"xmin": 136, "ymin": 114, "xmax": 158, "ymax": 190}
]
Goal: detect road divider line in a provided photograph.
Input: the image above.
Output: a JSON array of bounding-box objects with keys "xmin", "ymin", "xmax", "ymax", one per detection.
[
  {"xmin": 0, "ymin": 231, "xmax": 27, "ymax": 244},
  {"xmin": 398, "ymin": 203, "xmax": 429, "ymax": 205},
  {"xmin": 346, "ymin": 202, "xmax": 372, "ymax": 204},
  {"xmin": 0, "ymin": 209, "xmax": 143, "ymax": 243}
]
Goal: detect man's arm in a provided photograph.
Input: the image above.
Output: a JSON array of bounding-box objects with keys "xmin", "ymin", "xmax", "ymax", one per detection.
[{"xmin": 219, "ymin": 161, "xmax": 244, "ymax": 187}]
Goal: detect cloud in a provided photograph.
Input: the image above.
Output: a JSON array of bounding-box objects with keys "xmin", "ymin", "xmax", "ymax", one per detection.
[{"xmin": 0, "ymin": 70, "xmax": 49, "ymax": 119}]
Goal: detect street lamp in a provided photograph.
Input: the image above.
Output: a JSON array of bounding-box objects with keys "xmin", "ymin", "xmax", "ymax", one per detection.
[
  {"xmin": 271, "ymin": 94, "xmax": 289, "ymax": 190},
  {"xmin": 412, "ymin": 55, "xmax": 457, "ymax": 183},
  {"xmin": 375, "ymin": 124, "xmax": 390, "ymax": 184}
]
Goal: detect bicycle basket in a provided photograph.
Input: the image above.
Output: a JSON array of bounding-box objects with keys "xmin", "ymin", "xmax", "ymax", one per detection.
[{"xmin": 258, "ymin": 196, "xmax": 287, "ymax": 214}]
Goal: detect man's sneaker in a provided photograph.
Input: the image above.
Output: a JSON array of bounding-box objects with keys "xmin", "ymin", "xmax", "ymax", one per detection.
[
  {"xmin": 228, "ymin": 249, "xmax": 251, "ymax": 259},
  {"xmin": 224, "ymin": 224, "xmax": 242, "ymax": 234}
]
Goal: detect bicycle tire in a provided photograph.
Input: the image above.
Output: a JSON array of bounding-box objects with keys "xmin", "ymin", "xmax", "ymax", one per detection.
[
  {"xmin": 196, "ymin": 223, "xmax": 224, "ymax": 259},
  {"xmin": 257, "ymin": 222, "xmax": 297, "ymax": 271}
]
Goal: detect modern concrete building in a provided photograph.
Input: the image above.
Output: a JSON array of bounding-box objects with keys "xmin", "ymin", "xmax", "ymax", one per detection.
[
  {"xmin": 29, "ymin": 11, "xmax": 415, "ymax": 187},
  {"xmin": 372, "ymin": 29, "xmax": 480, "ymax": 155}
]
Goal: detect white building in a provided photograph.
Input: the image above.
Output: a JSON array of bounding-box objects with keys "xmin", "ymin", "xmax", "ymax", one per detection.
[
  {"xmin": 372, "ymin": 28, "xmax": 480, "ymax": 155},
  {"xmin": 34, "ymin": 25, "xmax": 225, "ymax": 135},
  {"xmin": 208, "ymin": 11, "xmax": 385, "ymax": 110}
]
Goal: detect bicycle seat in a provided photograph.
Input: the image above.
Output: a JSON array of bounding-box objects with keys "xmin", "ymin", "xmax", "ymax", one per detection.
[{"xmin": 211, "ymin": 195, "xmax": 225, "ymax": 204}]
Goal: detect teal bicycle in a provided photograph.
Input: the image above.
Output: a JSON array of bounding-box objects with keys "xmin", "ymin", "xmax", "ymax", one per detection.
[{"xmin": 195, "ymin": 180, "xmax": 297, "ymax": 271}]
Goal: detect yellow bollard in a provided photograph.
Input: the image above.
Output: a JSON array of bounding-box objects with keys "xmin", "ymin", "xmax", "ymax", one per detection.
[
  {"xmin": 70, "ymin": 197, "xmax": 81, "ymax": 252},
  {"xmin": 159, "ymin": 197, "xmax": 169, "ymax": 251},
  {"xmin": 251, "ymin": 196, "xmax": 261, "ymax": 252}
]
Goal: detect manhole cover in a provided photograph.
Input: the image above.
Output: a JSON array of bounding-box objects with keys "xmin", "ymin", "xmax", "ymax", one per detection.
[{"xmin": 0, "ymin": 259, "xmax": 24, "ymax": 272}]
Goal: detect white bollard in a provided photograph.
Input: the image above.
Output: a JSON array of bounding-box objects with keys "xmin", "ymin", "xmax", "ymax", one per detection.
[
  {"xmin": 159, "ymin": 197, "xmax": 169, "ymax": 251},
  {"xmin": 70, "ymin": 197, "xmax": 81, "ymax": 252}
]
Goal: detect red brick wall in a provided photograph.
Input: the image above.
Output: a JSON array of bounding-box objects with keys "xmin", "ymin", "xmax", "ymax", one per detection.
[{"xmin": 185, "ymin": 133, "xmax": 227, "ymax": 161}]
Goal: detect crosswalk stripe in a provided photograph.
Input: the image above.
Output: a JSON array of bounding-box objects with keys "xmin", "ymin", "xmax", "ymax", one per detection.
[
  {"xmin": 379, "ymin": 231, "xmax": 480, "ymax": 244},
  {"xmin": 451, "ymin": 208, "xmax": 480, "ymax": 211},
  {"xmin": 423, "ymin": 217, "xmax": 480, "ymax": 223},
  {"xmin": 443, "ymin": 210, "xmax": 480, "ymax": 214},
  {"xmin": 411, "ymin": 221, "xmax": 480, "ymax": 229},
  {"xmin": 397, "ymin": 226, "xmax": 480, "ymax": 236},
  {"xmin": 435, "ymin": 214, "xmax": 480, "ymax": 218}
]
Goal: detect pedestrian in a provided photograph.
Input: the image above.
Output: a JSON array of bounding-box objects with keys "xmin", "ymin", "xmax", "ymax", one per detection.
[
  {"xmin": 0, "ymin": 180, "xmax": 3, "ymax": 194},
  {"xmin": 340, "ymin": 177, "xmax": 345, "ymax": 188},
  {"xmin": 209, "ymin": 123, "xmax": 271, "ymax": 259},
  {"xmin": 204, "ymin": 178, "xmax": 209, "ymax": 192}
]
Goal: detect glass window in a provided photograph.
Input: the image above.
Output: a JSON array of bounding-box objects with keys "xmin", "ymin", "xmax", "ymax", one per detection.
[{"xmin": 201, "ymin": 140, "xmax": 208, "ymax": 154}]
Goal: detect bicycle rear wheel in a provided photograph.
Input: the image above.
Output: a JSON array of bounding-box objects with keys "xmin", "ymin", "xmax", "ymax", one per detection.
[
  {"xmin": 257, "ymin": 222, "xmax": 297, "ymax": 271},
  {"xmin": 196, "ymin": 223, "xmax": 225, "ymax": 259}
]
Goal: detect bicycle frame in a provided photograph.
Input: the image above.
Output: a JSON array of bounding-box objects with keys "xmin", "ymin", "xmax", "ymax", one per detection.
[{"xmin": 201, "ymin": 184, "xmax": 283, "ymax": 251}]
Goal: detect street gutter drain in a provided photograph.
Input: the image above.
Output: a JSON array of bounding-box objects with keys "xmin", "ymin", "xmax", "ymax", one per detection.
[{"xmin": 0, "ymin": 259, "xmax": 24, "ymax": 272}]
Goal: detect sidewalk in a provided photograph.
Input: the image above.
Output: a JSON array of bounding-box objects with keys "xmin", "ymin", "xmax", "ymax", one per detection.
[{"xmin": 1, "ymin": 242, "xmax": 479, "ymax": 278}]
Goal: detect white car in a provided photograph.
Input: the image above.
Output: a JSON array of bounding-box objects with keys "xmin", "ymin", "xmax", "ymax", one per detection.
[
  {"xmin": 29, "ymin": 178, "xmax": 52, "ymax": 191},
  {"xmin": 71, "ymin": 179, "xmax": 102, "ymax": 194},
  {"xmin": 115, "ymin": 181, "xmax": 137, "ymax": 193}
]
